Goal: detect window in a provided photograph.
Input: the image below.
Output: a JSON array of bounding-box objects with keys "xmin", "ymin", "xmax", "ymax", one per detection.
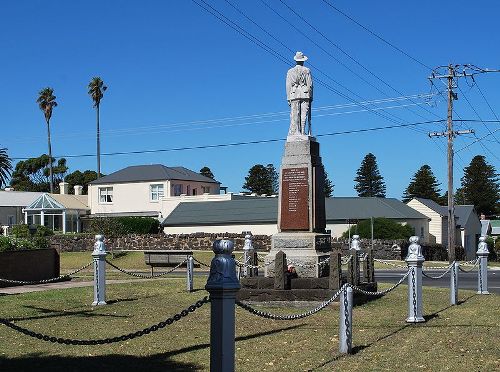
[
  {"xmin": 150, "ymin": 184, "xmax": 164, "ymax": 201},
  {"xmin": 202, "ymin": 186, "xmax": 211, "ymax": 194},
  {"xmin": 192, "ymin": 188, "xmax": 197, "ymax": 196},
  {"xmin": 172, "ymin": 184, "xmax": 183, "ymax": 196},
  {"xmin": 99, "ymin": 187, "xmax": 113, "ymax": 203},
  {"xmin": 7, "ymin": 215, "xmax": 14, "ymax": 226}
]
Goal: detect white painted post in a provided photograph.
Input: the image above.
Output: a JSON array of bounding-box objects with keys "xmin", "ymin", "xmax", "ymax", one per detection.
[
  {"xmin": 62, "ymin": 211, "xmax": 67, "ymax": 234},
  {"xmin": 450, "ymin": 261, "xmax": 458, "ymax": 305},
  {"xmin": 242, "ymin": 234, "xmax": 254, "ymax": 277},
  {"xmin": 476, "ymin": 236, "xmax": 490, "ymax": 295},
  {"xmin": 405, "ymin": 236, "xmax": 425, "ymax": 323},
  {"xmin": 206, "ymin": 239, "xmax": 240, "ymax": 372},
  {"xmin": 186, "ymin": 255, "xmax": 194, "ymax": 292},
  {"xmin": 92, "ymin": 235, "xmax": 107, "ymax": 306},
  {"xmin": 339, "ymin": 285, "xmax": 353, "ymax": 354}
]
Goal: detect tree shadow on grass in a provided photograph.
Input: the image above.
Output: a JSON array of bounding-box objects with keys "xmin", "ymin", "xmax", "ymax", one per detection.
[
  {"xmin": 0, "ymin": 353, "xmax": 202, "ymax": 372},
  {"xmin": 0, "ymin": 324, "xmax": 304, "ymax": 372}
]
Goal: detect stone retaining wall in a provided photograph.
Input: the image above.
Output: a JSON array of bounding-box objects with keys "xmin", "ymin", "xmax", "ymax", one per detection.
[
  {"xmin": 50, "ymin": 234, "xmax": 457, "ymax": 260},
  {"xmin": 49, "ymin": 233, "xmax": 272, "ymax": 252}
]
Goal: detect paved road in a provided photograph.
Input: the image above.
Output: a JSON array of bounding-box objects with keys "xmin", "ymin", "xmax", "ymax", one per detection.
[{"xmin": 376, "ymin": 269, "xmax": 500, "ymax": 294}]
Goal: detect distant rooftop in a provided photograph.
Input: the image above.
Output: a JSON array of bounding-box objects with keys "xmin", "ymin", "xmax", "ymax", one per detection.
[
  {"xmin": 0, "ymin": 190, "xmax": 43, "ymax": 207},
  {"xmin": 163, "ymin": 197, "xmax": 428, "ymax": 227},
  {"xmin": 90, "ymin": 164, "xmax": 221, "ymax": 185}
]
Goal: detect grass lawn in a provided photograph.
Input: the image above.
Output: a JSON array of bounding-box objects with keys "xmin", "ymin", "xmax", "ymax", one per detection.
[{"xmin": 0, "ymin": 277, "xmax": 498, "ymax": 371}]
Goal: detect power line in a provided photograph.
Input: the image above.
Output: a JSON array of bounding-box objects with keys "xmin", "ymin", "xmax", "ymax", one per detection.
[
  {"xmin": 278, "ymin": 0, "xmax": 441, "ymax": 122},
  {"xmin": 11, "ymin": 119, "xmax": 444, "ymax": 160},
  {"xmin": 320, "ymin": 0, "xmax": 433, "ymax": 71}
]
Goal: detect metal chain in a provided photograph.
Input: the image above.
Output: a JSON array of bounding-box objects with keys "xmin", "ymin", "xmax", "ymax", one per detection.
[
  {"xmin": 478, "ymin": 259, "xmax": 483, "ymax": 292},
  {"xmin": 0, "ymin": 296, "xmax": 209, "ymax": 345},
  {"xmin": 458, "ymin": 258, "xmax": 479, "ymax": 273},
  {"xmin": 343, "ymin": 285, "xmax": 350, "ymax": 343},
  {"xmin": 422, "ymin": 262, "xmax": 454, "ymax": 279},
  {"xmin": 411, "ymin": 267, "xmax": 417, "ymax": 323},
  {"xmin": 105, "ymin": 259, "xmax": 187, "ymax": 279},
  {"xmin": 287, "ymin": 256, "xmax": 331, "ymax": 269},
  {"xmin": 235, "ymin": 285, "xmax": 346, "ymax": 320},
  {"xmin": 452, "ymin": 263, "xmax": 457, "ymax": 295},
  {"xmin": 235, "ymin": 258, "xmax": 275, "ymax": 270},
  {"xmin": 192, "ymin": 257, "xmax": 211, "ymax": 268},
  {"xmin": 373, "ymin": 258, "xmax": 407, "ymax": 268},
  {"xmin": 461, "ymin": 258, "xmax": 479, "ymax": 266},
  {"xmin": 349, "ymin": 269, "xmax": 411, "ymax": 296},
  {"xmin": 0, "ymin": 261, "xmax": 94, "ymax": 285},
  {"xmin": 342, "ymin": 256, "xmax": 353, "ymax": 265}
]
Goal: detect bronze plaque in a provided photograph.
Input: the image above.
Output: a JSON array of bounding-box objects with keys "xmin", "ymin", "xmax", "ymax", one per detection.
[{"xmin": 280, "ymin": 167, "xmax": 309, "ymax": 230}]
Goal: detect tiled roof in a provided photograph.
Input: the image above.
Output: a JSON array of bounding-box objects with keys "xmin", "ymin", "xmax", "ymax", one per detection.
[{"xmin": 90, "ymin": 164, "xmax": 220, "ymax": 185}]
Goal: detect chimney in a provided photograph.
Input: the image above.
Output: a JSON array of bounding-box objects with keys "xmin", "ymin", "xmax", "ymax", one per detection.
[
  {"xmin": 59, "ymin": 182, "xmax": 69, "ymax": 195},
  {"xmin": 480, "ymin": 213, "xmax": 486, "ymax": 220},
  {"xmin": 74, "ymin": 185, "xmax": 83, "ymax": 195}
]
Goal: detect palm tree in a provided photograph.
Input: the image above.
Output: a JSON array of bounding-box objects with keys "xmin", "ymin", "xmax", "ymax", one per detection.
[
  {"xmin": 88, "ymin": 77, "xmax": 107, "ymax": 178},
  {"xmin": 0, "ymin": 147, "xmax": 13, "ymax": 188},
  {"xmin": 37, "ymin": 87, "xmax": 57, "ymax": 193}
]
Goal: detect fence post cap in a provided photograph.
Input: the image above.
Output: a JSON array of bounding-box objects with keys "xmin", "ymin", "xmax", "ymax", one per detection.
[
  {"xmin": 92, "ymin": 234, "xmax": 107, "ymax": 255},
  {"xmin": 350, "ymin": 235, "xmax": 361, "ymax": 251},
  {"xmin": 476, "ymin": 236, "xmax": 489, "ymax": 255},
  {"xmin": 405, "ymin": 236, "xmax": 424, "ymax": 263},
  {"xmin": 206, "ymin": 239, "xmax": 240, "ymax": 291},
  {"xmin": 243, "ymin": 234, "xmax": 253, "ymax": 251}
]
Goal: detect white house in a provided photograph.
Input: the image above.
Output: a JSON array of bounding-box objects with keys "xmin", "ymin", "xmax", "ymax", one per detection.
[
  {"xmin": 0, "ymin": 190, "xmax": 42, "ymax": 234},
  {"xmin": 88, "ymin": 164, "xmax": 221, "ymax": 218},
  {"xmin": 407, "ymin": 198, "xmax": 481, "ymax": 259}
]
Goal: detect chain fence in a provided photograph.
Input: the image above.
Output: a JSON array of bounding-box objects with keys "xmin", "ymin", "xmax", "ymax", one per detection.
[
  {"xmin": 373, "ymin": 258, "xmax": 407, "ymax": 268},
  {"xmin": 192, "ymin": 257, "xmax": 211, "ymax": 268},
  {"xmin": 0, "ymin": 261, "xmax": 94, "ymax": 285},
  {"xmin": 349, "ymin": 269, "xmax": 411, "ymax": 296},
  {"xmin": 0, "ymin": 296, "xmax": 209, "ymax": 345},
  {"xmin": 422, "ymin": 262, "xmax": 454, "ymax": 279},
  {"xmin": 236, "ymin": 285, "xmax": 346, "ymax": 320},
  {"xmin": 105, "ymin": 259, "xmax": 187, "ymax": 279},
  {"xmin": 235, "ymin": 258, "xmax": 275, "ymax": 270},
  {"xmin": 458, "ymin": 258, "xmax": 479, "ymax": 273}
]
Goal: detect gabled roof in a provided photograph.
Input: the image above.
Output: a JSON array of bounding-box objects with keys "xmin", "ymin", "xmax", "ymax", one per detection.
[
  {"xmin": 454, "ymin": 205, "xmax": 476, "ymax": 227},
  {"xmin": 26, "ymin": 193, "xmax": 89, "ymax": 211},
  {"xmin": 0, "ymin": 191, "xmax": 43, "ymax": 207},
  {"xmin": 412, "ymin": 198, "xmax": 447, "ymax": 216},
  {"xmin": 162, "ymin": 197, "xmax": 428, "ymax": 227},
  {"xmin": 490, "ymin": 220, "xmax": 500, "ymax": 235},
  {"xmin": 90, "ymin": 164, "xmax": 220, "ymax": 185}
]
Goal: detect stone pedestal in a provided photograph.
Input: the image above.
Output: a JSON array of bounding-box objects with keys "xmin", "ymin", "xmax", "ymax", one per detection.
[{"xmin": 265, "ymin": 136, "xmax": 331, "ymax": 278}]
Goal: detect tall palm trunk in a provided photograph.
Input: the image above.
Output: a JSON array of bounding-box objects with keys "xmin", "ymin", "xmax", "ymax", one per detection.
[
  {"xmin": 46, "ymin": 118, "xmax": 54, "ymax": 193},
  {"xmin": 96, "ymin": 104, "xmax": 101, "ymax": 178}
]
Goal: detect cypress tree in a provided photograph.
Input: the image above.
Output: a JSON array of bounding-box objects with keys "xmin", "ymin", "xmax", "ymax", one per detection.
[
  {"xmin": 458, "ymin": 155, "xmax": 499, "ymax": 216},
  {"xmin": 354, "ymin": 153, "xmax": 386, "ymax": 197},
  {"xmin": 402, "ymin": 164, "xmax": 441, "ymax": 203}
]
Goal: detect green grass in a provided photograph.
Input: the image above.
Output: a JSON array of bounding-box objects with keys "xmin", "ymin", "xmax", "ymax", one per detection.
[{"xmin": 0, "ymin": 277, "xmax": 498, "ymax": 371}]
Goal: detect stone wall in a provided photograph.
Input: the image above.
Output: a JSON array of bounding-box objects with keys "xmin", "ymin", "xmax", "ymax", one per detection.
[
  {"xmin": 331, "ymin": 238, "xmax": 406, "ymax": 260},
  {"xmin": 49, "ymin": 233, "xmax": 272, "ymax": 252}
]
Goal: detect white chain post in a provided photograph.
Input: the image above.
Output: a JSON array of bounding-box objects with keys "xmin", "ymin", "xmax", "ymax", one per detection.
[
  {"xmin": 206, "ymin": 239, "xmax": 240, "ymax": 372},
  {"xmin": 242, "ymin": 234, "xmax": 254, "ymax": 277},
  {"xmin": 186, "ymin": 255, "xmax": 194, "ymax": 292},
  {"xmin": 450, "ymin": 261, "xmax": 458, "ymax": 305},
  {"xmin": 92, "ymin": 234, "xmax": 107, "ymax": 306},
  {"xmin": 476, "ymin": 236, "xmax": 490, "ymax": 295},
  {"xmin": 405, "ymin": 236, "xmax": 425, "ymax": 323},
  {"xmin": 339, "ymin": 285, "xmax": 353, "ymax": 354}
]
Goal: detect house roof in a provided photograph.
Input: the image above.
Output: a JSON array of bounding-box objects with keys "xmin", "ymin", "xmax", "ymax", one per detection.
[
  {"xmin": 413, "ymin": 198, "xmax": 447, "ymax": 216},
  {"xmin": 0, "ymin": 191, "xmax": 43, "ymax": 207},
  {"xmin": 454, "ymin": 205, "xmax": 476, "ymax": 227},
  {"xmin": 90, "ymin": 164, "xmax": 220, "ymax": 185},
  {"xmin": 491, "ymin": 220, "xmax": 500, "ymax": 235},
  {"xmin": 26, "ymin": 193, "xmax": 89, "ymax": 211},
  {"xmin": 162, "ymin": 197, "xmax": 428, "ymax": 227}
]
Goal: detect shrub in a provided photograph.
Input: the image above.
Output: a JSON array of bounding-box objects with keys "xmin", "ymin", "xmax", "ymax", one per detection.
[
  {"xmin": 11, "ymin": 224, "xmax": 30, "ymax": 238},
  {"xmin": 34, "ymin": 225, "xmax": 54, "ymax": 237},
  {"xmin": 0, "ymin": 236, "xmax": 13, "ymax": 252},
  {"xmin": 87, "ymin": 217, "xmax": 160, "ymax": 236},
  {"xmin": 342, "ymin": 218, "xmax": 414, "ymax": 240}
]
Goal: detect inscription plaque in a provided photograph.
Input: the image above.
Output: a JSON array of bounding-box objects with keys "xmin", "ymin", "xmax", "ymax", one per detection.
[{"xmin": 280, "ymin": 167, "xmax": 309, "ymax": 230}]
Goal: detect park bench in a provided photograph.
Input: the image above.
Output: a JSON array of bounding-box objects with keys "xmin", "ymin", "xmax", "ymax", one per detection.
[{"xmin": 143, "ymin": 250, "xmax": 193, "ymax": 274}]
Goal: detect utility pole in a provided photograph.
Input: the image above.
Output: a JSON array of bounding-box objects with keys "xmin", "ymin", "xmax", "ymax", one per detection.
[{"xmin": 428, "ymin": 64, "xmax": 474, "ymax": 262}]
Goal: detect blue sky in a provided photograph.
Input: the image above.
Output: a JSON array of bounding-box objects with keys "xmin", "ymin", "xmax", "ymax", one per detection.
[{"xmin": 1, "ymin": 0, "xmax": 499, "ymax": 198}]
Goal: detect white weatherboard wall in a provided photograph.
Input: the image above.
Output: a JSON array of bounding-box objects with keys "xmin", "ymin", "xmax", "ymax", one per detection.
[
  {"xmin": 164, "ymin": 224, "xmax": 278, "ymax": 235},
  {"xmin": 407, "ymin": 199, "xmax": 444, "ymax": 245}
]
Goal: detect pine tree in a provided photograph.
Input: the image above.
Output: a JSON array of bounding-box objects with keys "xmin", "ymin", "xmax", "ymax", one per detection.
[
  {"xmin": 458, "ymin": 155, "xmax": 499, "ymax": 216},
  {"xmin": 242, "ymin": 164, "xmax": 277, "ymax": 195},
  {"xmin": 354, "ymin": 153, "xmax": 386, "ymax": 197},
  {"xmin": 402, "ymin": 164, "xmax": 441, "ymax": 203},
  {"xmin": 322, "ymin": 164, "xmax": 334, "ymax": 197},
  {"xmin": 199, "ymin": 166, "xmax": 215, "ymax": 180}
]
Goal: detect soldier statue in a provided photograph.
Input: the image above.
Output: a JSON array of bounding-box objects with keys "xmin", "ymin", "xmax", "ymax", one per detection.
[{"xmin": 286, "ymin": 51, "xmax": 313, "ymax": 136}]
